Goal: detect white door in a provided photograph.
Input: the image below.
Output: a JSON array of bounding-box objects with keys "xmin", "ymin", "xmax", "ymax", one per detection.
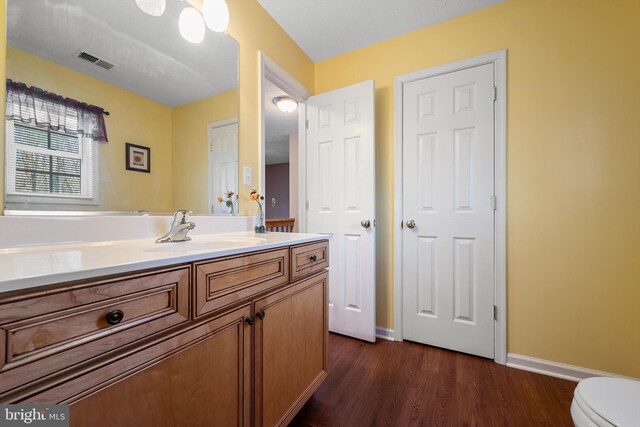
[
  {"xmin": 208, "ymin": 122, "xmax": 238, "ymax": 214},
  {"xmin": 306, "ymin": 81, "xmax": 376, "ymax": 342},
  {"xmin": 402, "ymin": 64, "xmax": 495, "ymax": 358}
]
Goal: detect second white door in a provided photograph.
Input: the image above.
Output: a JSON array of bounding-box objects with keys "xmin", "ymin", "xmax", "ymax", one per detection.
[
  {"xmin": 208, "ymin": 121, "xmax": 238, "ymax": 214},
  {"xmin": 306, "ymin": 81, "xmax": 376, "ymax": 342},
  {"xmin": 402, "ymin": 64, "xmax": 495, "ymax": 358}
]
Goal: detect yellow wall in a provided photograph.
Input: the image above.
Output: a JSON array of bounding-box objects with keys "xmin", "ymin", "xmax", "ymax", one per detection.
[
  {"xmin": 315, "ymin": 0, "xmax": 640, "ymax": 377},
  {"xmin": 172, "ymin": 89, "xmax": 238, "ymax": 212},
  {"xmin": 226, "ymin": 0, "xmax": 314, "ymax": 213},
  {"xmin": 5, "ymin": 47, "xmax": 174, "ymax": 212}
]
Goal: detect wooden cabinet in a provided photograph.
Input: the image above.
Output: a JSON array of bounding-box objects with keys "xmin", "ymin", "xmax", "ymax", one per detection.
[
  {"xmin": 0, "ymin": 240, "xmax": 329, "ymax": 427},
  {"xmin": 255, "ymin": 272, "xmax": 328, "ymax": 427},
  {"xmin": 0, "ymin": 266, "xmax": 190, "ymax": 397},
  {"xmin": 194, "ymin": 248, "xmax": 289, "ymax": 317},
  {"xmin": 67, "ymin": 306, "xmax": 252, "ymax": 427},
  {"xmin": 290, "ymin": 241, "xmax": 329, "ymax": 281}
]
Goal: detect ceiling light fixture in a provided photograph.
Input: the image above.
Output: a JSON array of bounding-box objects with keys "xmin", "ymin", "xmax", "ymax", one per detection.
[
  {"xmin": 203, "ymin": 0, "xmax": 230, "ymax": 32},
  {"xmin": 273, "ymin": 96, "xmax": 298, "ymax": 113},
  {"xmin": 179, "ymin": 7, "xmax": 206, "ymax": 44},
  {"xmin": 135, "ymin": 0, "xmax": 166, "ymax": 17}
]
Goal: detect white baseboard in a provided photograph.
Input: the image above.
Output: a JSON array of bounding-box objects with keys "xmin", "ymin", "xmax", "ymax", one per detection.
[
  {"xmin": 375, "ymin": 326, "xmax": 395, "ymax": 341},
  {"xmin": 506, "ymin": 353, "xmax": 638, "ymax": 382}
]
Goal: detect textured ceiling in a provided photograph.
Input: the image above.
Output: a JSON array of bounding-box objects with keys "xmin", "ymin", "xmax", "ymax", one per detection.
[
  {"xmin": 257, "ymin": 0, "xmax": 504, "ymax": 61},
  {"xmin": 7, "ymin": 0, "xmax": 238, "ymax": 107},
  {"xmin": 264, "ymin": 79, "xmax": 298, "ymax": 165}
]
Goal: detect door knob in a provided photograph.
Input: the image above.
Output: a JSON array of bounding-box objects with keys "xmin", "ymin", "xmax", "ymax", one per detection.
[
  {"xmin": 360, "ymin": 219, "xmax": 371, "ymax": 229},
  {"xmin": 405, "ymin": 220, "xmax": 416, "ymax": 229}
]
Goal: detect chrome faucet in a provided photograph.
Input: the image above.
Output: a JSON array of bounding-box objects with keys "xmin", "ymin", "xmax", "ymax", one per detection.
[{"xmin": 156, "ymin": 210, "xmax": 196, "ymax": 243}]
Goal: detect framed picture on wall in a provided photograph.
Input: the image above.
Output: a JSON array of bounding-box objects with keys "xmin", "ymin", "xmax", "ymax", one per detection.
[{"xmin": 125, "ymin": 143, "xmax": 151, "ymax": 173}]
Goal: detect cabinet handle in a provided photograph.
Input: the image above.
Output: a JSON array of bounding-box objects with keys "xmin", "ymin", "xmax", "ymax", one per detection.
[
  {"xmin": 245, "ymin": 316, "xmax": 255, "ymax": 326},
  {"xmin": 105, "ymin": 310, "xmax": 124, "ymax": 325},
  {"xmin": 310, "ymin": 255, "xmax": 318, "ymax": 262},
  {"xmin": 256, "ymin": 310, "xmax": 265, "ymax": 320}
]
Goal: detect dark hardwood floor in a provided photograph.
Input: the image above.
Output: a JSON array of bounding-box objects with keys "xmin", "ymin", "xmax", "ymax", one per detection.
[{"xmin": 290, "ymin": 333, "xmax": 576, "ymax": 427}]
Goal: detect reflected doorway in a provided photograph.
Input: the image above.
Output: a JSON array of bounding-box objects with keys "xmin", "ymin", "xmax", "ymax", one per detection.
[{"xmin": 264, "ymin": 79, "xmax": 298, "ymax": 231}]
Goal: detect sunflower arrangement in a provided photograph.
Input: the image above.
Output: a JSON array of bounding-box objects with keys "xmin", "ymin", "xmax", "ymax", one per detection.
[{"xmin": 250, "ymin": 189, "xmax": 266, "ymax": 233}]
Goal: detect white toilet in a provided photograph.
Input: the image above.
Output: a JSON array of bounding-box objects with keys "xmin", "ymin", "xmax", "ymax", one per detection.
[{"xmin": 571, "ymin": 377, "xmax": 640, "ymax": 427}]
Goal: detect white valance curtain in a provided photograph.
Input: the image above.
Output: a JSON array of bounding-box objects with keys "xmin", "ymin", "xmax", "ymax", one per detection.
[{"xmin": 5, "ymin": 79, "xmax": 109, "ymax": 142}]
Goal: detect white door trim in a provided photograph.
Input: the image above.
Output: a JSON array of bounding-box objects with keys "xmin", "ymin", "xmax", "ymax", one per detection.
[
  {"xmin": 258, "ymin": 52, "xmax": 310, "ymax": 231},
  {"xmin": 208, "ymin": 117, "xmax": 238, "ymax": 214},
  {"xmin": 393, "ymin": 50, "xmax": 507, "ymax": 364}
]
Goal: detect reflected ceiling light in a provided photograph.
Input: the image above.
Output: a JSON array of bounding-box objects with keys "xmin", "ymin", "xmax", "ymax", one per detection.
[
  {"xmin": 203, "ymin": 0, "xmax": 230, "ymax": 32},
  {"xmin": 273, "ymin": 96, "xmax": 298, "ymax": 113},
  {"xmin": 179, "ymin": 7, "xmax": 206, "ymax": 44},
  {"xmin": 135, "ymin": 0, "xmax": 166, "ymax": 17}
]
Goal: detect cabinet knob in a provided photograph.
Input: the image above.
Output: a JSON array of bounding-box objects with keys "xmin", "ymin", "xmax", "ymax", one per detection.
[
  {"xmin": 310, "ymin": 255, "xmax": 317, "ymax": 262},
  {"xmin": 256, "ymin": 310, "xmax": 265, "ymax": 320},
  {"xmin": 245, "ymin": 316, "xmax": 255, "ymax": 326},
  {"xmin": 105, "ymin": 310, "xmax": 124, "ymax": 325}
]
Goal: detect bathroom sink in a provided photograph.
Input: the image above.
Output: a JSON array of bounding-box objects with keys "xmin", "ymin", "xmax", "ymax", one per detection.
[
  {"xmin": 194, "ymin": 235, "xmax": 266, "ymax": 245},
  {"xmin": 144, "ymin": 235, "xmax": 267, "ymax": 253}
]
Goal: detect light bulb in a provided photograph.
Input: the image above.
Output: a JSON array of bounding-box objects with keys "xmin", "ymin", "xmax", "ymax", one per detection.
[
  {"xmin": 203, "ymin": 0, "xmax": 230, "ymax": 32},
  {"xmin": 179, "ymin": 7, "xmax": 206, "ymax": 44},
  {"xmin": 274, "ymin": 97, "xmax": 298, "ymax": 113},
  {"xmin": 135, "ymin": 0, "xmax": 166, "ymax": 17}
]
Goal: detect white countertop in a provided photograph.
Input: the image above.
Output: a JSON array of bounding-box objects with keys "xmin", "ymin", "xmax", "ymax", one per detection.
[{"xmin": 0, "ymin": 231, "xmax": 328, "ymax": 293}]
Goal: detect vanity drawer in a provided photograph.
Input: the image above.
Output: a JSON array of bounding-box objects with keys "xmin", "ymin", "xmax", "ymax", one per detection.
[
  {"xmin": 195, "ymin": 248, "xmax": 289, "ymax": 317},
  {"xmin": 290, "ymin": 240, "xmax": 329, "ymax": 281},
  {"xmin": 0, "ymin": 266, "xmax": 190, "ymax": 396}
]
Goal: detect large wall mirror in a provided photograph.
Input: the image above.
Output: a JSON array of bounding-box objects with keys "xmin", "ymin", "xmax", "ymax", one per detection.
[{"xmin": 4, "ymin": 0, "xmax": 239, "ymax": 215}]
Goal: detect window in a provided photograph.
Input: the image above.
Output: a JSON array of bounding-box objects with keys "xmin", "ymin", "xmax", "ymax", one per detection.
[
  {"xmin": 5, "ymin": 119, "xmax": 97, "ymax": 202},
  {"xmin": 4, "ymin": 80, "xmax": 107, "ymax": 207}
]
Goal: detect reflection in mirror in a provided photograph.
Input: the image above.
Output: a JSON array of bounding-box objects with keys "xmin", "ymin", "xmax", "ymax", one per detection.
[
  {"xmin": 4, "ymin": 0, "xmax": 239, "ymax": 215},
  {"xmin": 263, "ymin": 78, "xmax": 298, "ymax": 231}
]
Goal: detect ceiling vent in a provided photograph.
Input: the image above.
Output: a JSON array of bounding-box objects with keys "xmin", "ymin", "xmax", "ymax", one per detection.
[{"xmin": 73, "ymin": 50, "xmax": 116, "ymax": 71}]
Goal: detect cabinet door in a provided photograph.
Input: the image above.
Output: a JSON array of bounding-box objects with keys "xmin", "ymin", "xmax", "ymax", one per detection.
[
  {"xmin": 67, "ymin": 306, "xmax": 252, "ymax": 427},
  {"xmin": 254, "ymin": 272, "xmax": 328, "ymax": 427}
]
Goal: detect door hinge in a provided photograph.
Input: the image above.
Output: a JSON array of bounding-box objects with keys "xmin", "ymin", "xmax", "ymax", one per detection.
[
  {"xmin": 491, "ymin": 195, "xmax": 497, "ymax": 211},
  {"xmin": 305, "ymin": 119, "xmax": 309, "ymax": 130},
  {"xmin": 210, "ymin": 143, "xmax": 214, "ymax": 153},
  {"xmin": 492, "ymin": 86, "xmax": 497, "ymax": 102},
  {"xmin": 493, "ymin": 305, "xmax": 498, "ymax": 320},
  {"xmin": 305, "ymin": 200, "xmax": 309, "ymax": 210}
]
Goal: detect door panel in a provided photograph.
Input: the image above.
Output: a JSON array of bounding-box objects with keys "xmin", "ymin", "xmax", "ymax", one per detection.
[
  {"xmin": 209, "ymin": 122, "xmax": 238, "ymax": 214},
  {"xmin": 306, "ymin": 81, "xmax": 376, "ymax": 342},
  {"xmin": 402, "ymin": 64, "xmax": 495, "ymax": 358}
]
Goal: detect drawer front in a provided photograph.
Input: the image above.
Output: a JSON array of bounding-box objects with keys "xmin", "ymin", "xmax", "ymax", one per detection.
[
  {"xmin": 0, "ymin": 266, "xmax": 190, "ymax": 396},
  {"xmin": 195, "ymin": 248, "xmax": 289, "ymax": 317},
  {"xmin": 290, "ymin": 241, "xmax": 329, "ymax": 281}
]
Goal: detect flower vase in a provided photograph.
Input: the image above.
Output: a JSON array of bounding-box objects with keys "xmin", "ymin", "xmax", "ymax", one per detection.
[
  {"xmin": 255, "ymin": 203, "xmax": 266, "ymax": 233},
  {"xmin": 227, "ymin": 203, "xmax": 234, "ymax": 216}
]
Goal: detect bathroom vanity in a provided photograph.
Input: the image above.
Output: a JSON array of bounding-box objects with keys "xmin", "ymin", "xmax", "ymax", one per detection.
[{"xmin": 0, "ymin": 231, "xmax": 329, "ymax": 427}]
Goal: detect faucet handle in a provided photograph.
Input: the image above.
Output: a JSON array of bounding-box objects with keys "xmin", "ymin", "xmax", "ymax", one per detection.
[{"xmin": 173, "ymin": 210, "xmax": 192, "ymax": 223}]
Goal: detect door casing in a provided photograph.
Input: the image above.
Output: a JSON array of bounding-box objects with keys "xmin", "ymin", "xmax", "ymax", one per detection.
[
  {"xmin": 258, "ymin": 52, "xmax": 310, "ymax": 232},
  {"xmin": 393, "ymin": 50, "xmax": 507, "ymax": 364}
]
